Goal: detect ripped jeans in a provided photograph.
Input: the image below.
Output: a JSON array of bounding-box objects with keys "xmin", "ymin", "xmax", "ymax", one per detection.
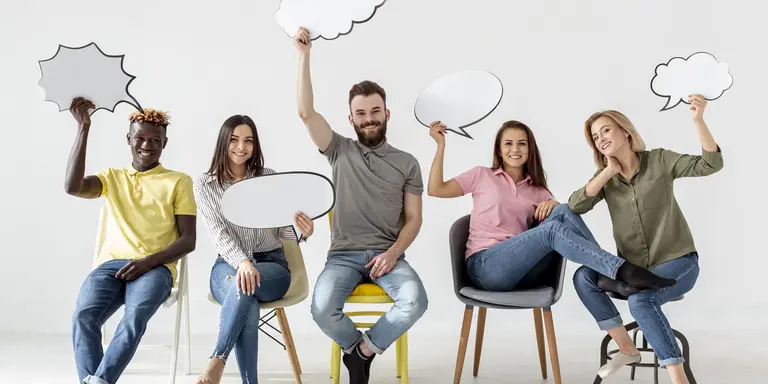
[{"xmin": 209, "ymin": 248, "xmax": 291, "ymax": 384}]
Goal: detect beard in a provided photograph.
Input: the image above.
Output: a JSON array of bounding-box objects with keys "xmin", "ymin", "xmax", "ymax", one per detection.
[{"xmin": 353, "ymin": 119, "xmax": 388, "ymax": 148}]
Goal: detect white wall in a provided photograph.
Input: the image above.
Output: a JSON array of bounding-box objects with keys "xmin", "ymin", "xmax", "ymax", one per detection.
[{"xmin": 1, "ymin": 0, "xmax": 766, "ymax": 342}]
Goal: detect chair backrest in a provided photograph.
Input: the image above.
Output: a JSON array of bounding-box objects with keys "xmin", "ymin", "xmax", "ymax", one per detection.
[
  {"xmin": 448, "ymin": 214, "xmax": 568, "ymax": 303},
  {"xmin": 280, "ymin": 238, "xmax": 309, "ymax": 301}
]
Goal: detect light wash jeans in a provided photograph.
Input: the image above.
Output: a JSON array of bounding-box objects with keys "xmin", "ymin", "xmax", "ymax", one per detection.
[
  {"xmin": 311, "ymin": 250, "xmax": 428, "ymax": 354},
  {"xmin": 466, "ymin": 204, "xmax": 625, "ymax": 291},
  {"xmin": 73, "ymin": 259, "xmax": 172, "ymax": 384},
  {"xmin": 209, "ymin": 248, "xmax": 291, "ymax": 384},
  {"xmin": 573, "ymin": 252, "xmax": 699, "ymax": 367}
]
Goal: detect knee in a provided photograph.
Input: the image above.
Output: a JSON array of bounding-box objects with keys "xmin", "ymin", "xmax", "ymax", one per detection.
[
  {"xmin": 396, "ymin": 284, "xmax": 429, "ymax": 319},
  {"xmin": 628, "ymin": 293, "xmax": 657, "ymax": 316},
  {"xmin": 551, "ymin": 203, "xmax": 572, "ymax": 217},
  {"xmin": 573, "ymin": 266, "xmax": 598, "ymax": 292},
  {"xmin": 72, "ymin": 307, "xmax": 97, "ymax": 329},
  {"xmin": 310, "ymin": 297, "xmax": 341, "ymax": 327}
]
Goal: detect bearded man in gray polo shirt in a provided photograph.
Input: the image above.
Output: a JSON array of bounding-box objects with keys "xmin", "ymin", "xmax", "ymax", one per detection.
[{"xmin": 293, "ymin": 28, "xmax": 428, "ymax": 384}]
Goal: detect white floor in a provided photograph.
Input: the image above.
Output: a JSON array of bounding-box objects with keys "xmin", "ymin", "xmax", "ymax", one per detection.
[{"xmin": 1, "ymin": 329, "xmax": 763, "ymax": 383}]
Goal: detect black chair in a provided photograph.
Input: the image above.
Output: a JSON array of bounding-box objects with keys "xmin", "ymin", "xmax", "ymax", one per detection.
[
  {"xmin": 593, "ymin": 292, "xmax": 696, "ymax": 384},
  {"xmin": 449, "ymin": 214, "xmax": 566, "ymax": 384}
]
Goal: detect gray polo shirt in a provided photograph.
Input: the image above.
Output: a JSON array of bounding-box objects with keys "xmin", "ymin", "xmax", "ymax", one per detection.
[{"xmin": 321, "ymin": 130, "xmax": 423, "ymax": 252}]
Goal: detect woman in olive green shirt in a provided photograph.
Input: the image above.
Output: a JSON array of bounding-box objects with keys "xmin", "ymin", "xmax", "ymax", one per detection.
[{"xmin": 568, "ymin": 94, "xmax": 723, "ymax": 384}]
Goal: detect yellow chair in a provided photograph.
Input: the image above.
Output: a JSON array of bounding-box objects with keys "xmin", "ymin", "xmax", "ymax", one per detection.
[{"xmin": 326, "ymin": 211, "xmax": 409, "ymax": 384}]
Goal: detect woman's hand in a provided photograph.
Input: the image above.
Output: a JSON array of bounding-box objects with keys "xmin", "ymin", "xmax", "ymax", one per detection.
[
  {"xmin": 534, "ymin": 200, "xmax": 559, "ymax": 221},
  {"xmin": 429, "ymin": 121, "xmax": 446, "ymax": 147},
  {"xmin": 689, "ymin": 94, "xmax": 707, "ymax": 121},
  {"xmin": 294, "ymin": 211, "xmax": 314, "ymax": 240},
  {"xmin": 237, "ymin": 260, "xmax": 260, "ymax": 295}
]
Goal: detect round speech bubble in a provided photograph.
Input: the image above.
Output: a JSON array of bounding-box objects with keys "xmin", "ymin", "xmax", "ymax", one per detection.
[
  {"xmin": 650, "ymin": 52, "xmax": 733, "ymax": 111},
  {"xmin": 221, "ymin": 171, "xmax": 335, "ymax": 242},
  {"xmin": 414, "ymin": 69, "xmax": 503, "ymax": 139}
]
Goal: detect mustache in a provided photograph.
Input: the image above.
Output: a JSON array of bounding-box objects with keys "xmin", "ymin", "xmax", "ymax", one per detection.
[{"xmin": 360, "ymin": 121, "xmax": 381, "ymax": 129}]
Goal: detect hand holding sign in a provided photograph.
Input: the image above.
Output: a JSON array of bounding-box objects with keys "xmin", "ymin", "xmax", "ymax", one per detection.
[
  {"xmin": 414, "ymin": 70, "xmax": 503, "ymax": 140},
  {"xmin": 276, "ymin": 0, "xmax": 387, "ymax": 41},
  {"xmin": 650, "ymin": 52, "xmax": 732, "ymax": 111},
  {"xmin": 38, "ymin": 42, "xmax": 143, "ymax": 115},
  {"xmin": 221, "ymin": 171, "xmax": 335, "ymax": 243}
]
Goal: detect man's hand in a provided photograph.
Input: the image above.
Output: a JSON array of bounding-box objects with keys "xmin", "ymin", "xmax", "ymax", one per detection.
[
  {"xmin": 69, "ymin": 97, "xmax": 94, "ymax": 128},
  {"xmin": 115, "ymin": 257, "xmax": 157, "ymax": 281},
  {"xmin": 365, "ymin": 250, "xmax": 400, "ymax": 279}
]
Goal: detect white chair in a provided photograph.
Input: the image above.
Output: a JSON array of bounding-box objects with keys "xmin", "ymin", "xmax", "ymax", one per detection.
[
  {"xmin": 207, "ymin": 239, "xmax": 309, "ymax": 383},
  {"xmin": 95, "ymin": 206, "xmax": 191, "ymax": 384}
]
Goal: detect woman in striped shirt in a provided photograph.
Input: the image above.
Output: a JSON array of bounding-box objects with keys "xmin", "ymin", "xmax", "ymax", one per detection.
[{"xmin": 193, "ymin": 115, "xmax": 314, "ymax": 384}]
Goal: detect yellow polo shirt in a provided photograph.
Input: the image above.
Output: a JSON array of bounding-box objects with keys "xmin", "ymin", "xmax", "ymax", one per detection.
[{"xmin": 95, "ymin": 164, "xmax": 197, "ymax": 285}]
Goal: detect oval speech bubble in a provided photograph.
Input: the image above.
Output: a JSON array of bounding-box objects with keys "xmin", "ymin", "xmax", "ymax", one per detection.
[
  {"xmin": 38, "ymin": 42, "xmax": 143, "ymax": 115},
  {"xmin": 414, "ymin": 69, "xmax": 503, "ymax": 140},
  {"xmin": 650, "ymin": 52, "xmax": 733, "ymax": 111},
  {"xmin": 221, "ymin": 171, "xmax": 335, "ymax": 242}
]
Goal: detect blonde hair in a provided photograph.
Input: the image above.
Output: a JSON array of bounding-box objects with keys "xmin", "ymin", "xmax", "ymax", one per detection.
[
  {"xmin": 129, "ymin": 109, "xmax": 170, "ymax": 127},
  {"xmin": 583, "ymin": 110, "xmax": 646, "ymax": 169}
]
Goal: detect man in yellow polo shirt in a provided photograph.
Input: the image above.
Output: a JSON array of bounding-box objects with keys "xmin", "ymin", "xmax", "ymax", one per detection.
[{"xmin": 65, "ymin": 97, "xmax": 197, "ymax": 384}]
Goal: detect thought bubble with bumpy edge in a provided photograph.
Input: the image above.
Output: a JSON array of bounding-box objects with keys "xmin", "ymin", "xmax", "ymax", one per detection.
[
  {"xmin": 221, "ymin": 171, "xmax": 336, "ymax": 243},
  {"xmin": 414, "ymin": 69, "xmax": 504, "ymax": 140},
  {"xmin": 650, "ymin": 52, "xmax": 733, "ymax": 111},
  {"xmin": 38, "ymin": 42, "xmax": 143, "ymax": 115},
  {"xmin": 276, "ymin": 0, "xmax": 387, "ymax": 41}
]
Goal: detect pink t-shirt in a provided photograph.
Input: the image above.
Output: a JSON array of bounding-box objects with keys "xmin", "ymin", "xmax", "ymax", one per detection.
[{"xmin": 454, "ymin": 166, "xmax": 553, "ymax": 259}]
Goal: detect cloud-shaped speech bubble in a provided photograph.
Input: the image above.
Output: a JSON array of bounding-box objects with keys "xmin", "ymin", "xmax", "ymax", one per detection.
[
  {"xmin": 38, "ymin": 42, "xmax": 143, "ymax": 115},
  {"xmin": 276, "ymin": 0, "xmax": 386, "ymax": 41},
  {"xmin": 650, "ymin": 52, "xmax": 733, "ymax": 111},
  {"xmin": 221, "ymin": 171, "xmax": 335, "ymax": 243},
  {"xmin": 414, "ymin": 69, "xmax": 503, "ymax": 140}
]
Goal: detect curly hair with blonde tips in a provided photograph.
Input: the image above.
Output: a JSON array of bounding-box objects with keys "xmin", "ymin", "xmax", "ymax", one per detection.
[{"xmin": 128, "ymin": 109, "xmax": 171, "ymax": 128}]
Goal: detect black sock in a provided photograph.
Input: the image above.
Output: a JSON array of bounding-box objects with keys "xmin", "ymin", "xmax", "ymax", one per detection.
[
  {"xmin": 342, "ymin": 344, "xmax": 370, "ymax": 384},
  {"xmin": 364, "ymin": 348, "xmax": 376, "ymax": 379},
  {"xmin": 616, "ymin": 261, "xmax": 676, "ymax": 290},
  {"xmin": 597, "ymin": 274, "xmax": 639, "ymax": 297}
]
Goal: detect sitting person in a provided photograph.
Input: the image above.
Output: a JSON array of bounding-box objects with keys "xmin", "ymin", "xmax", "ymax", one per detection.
[
  {"xmin": 426, "ymin": 119, "xmax": 675, "ymax": 293},
  {"xmin": 569, "ymin": 96, "xmax": 723, "ymax": 383},
  {"xmin": 67, "ymin": 98, "xmax": 197, "ymax": 384},
  {"xmin": 192, "ymin": 115, "xmax": 314, "ymax": 384},
  {"xmin": 294, "ymin": 28, "xmax": 428, "ymax": 384}
]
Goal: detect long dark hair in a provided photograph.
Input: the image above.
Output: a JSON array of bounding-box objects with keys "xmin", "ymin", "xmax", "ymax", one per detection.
[
  {"xmin": 491, "ymin": 120, "xmax": 549, "ymax": 192},
  {"xmin": 205, "ymin": 115, "xmax": 264, "ymax": 186}
]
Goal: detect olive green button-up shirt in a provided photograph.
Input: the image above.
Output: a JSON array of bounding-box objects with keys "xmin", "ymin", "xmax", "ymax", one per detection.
[{"xmin": 568, "ymin": 148, "xmax": 723, "ymax": 268}]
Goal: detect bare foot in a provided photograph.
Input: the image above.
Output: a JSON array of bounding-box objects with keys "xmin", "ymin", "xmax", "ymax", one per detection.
[{"xmin": 196, "ymin": 358, "xmax": 225, "ymax": 384}]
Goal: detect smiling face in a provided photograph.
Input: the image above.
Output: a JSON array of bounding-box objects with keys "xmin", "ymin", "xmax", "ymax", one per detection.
[
  {"xmin": 228, "ymin": 124, "xmax": 254, "ymax": 167},
  {"xmin": 127, "ymin": 121, "xmax": 167, "ymax": 171},
  {"xmin": 498, "ymin": 128, "xmax": 529, "ymax": 169},
  {"xmin": 590, "ymin": 115, "xmax": 630, "ymax": 157},
  {"xmin": 349, "ymin": 93, "xmax": 389, "ymax": 148}
]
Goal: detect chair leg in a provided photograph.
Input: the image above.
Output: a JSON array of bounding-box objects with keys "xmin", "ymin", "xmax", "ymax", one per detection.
[
  {"xmin": 533, "ymin": 308, "xmax": 547, "ymax": 379},
  {"xmin": 400, "ymin": 332, "xmax": 409, "ymax": 384},
  {"xmin": 542, "ymin": 307, "xmax": 562, "ymax": 384},
  {"xmin": 630, "ymin": 328, "xmax": 640, "ymax": 380},
  {"xmin": 453, "ymin": 305, "xmax": 474, "ymax": 384},
  {"xmin": 330, "ymin": 342, "xmax": 341, "ymax": 384},
  {"xmin": 674, "ymin": 329, "xmax": 696, "ymax": 384},
  {"xmin": 275, "ymin": 308, "xmax": 302, "ymax": 384},
  {"xmin": 278, "ymin": 308, "xmax": 302, "ymax": 374},
  {"xmin": 396, "ymin": 336, "xmax": 402, "ymax": 378},
  {"xmin": 169, "ymin": 291, "xmax": 183, "ymax": 384},
  {"xmin": 473, "ymin": 307, "xmax": 487, "ymax": 377},
  {"xmin": 183, "ymin": 277, "xmax": 192, "ymax": 375}
]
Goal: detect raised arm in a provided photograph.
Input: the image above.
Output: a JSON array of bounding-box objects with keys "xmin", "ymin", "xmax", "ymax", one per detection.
[
  {"xmin": 64, "ymin": 97, "xmax": 103, "ymax": 199},
  {"xmin": 426, "ymin": 121, "xmax": 463, "ymax": 198},
  {"xmin": 294, "ymin": 27, "xmax": 333, "ymax": 152},
  {"xmin": 568, "ymin": 162, "xmax": 617, "ymax": 214}
]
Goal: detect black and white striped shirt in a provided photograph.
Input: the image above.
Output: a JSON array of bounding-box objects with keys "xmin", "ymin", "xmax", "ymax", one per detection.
[{"xmin": 193, "ymin": 168, "xmax": 296, "ymax": 268}]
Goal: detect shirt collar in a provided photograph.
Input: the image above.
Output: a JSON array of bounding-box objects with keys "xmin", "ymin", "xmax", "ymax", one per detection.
[
  {"xmin": 127, "ymin": 163, "xmax": 164, "ymax": 176},
  {"xmin": 493, "ymin": 167, "xmax": 532, "ymax": 185},
  {"xmin": 356, "ymin": 139, "xmax": 389, "ymax": 156}
]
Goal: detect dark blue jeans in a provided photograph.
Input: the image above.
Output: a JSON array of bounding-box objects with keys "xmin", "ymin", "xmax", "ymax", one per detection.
[
  {"xmin": 209, "ymin": 248, "xmax": 291, "ymax": 384},
  {"xmin": 72, "ymin": 259, "xmax": 172, "ymax": 384},
  {"xmin": 574, "ymin": 253, "xmax": 699, "ymax": 367}
]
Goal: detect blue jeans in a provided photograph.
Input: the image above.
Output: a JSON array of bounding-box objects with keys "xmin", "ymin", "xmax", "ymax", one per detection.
[
  {"xmin": 466, "ymin": 204, "xmax": 625, "ymax": 291},
  {"xmin": 311, "ymin": 250, "xmax": 428, "ymax": 354},
  {"xmin": 72, "ymin": 259, "xmax": 173, "ymax": 384},
  {"xmin": 209, "ymin": 248, "xmax": 291, "ymax": 384},
  {"xmin": 573, "ymin": 253, "xmax": 699, "ymax": 367}
]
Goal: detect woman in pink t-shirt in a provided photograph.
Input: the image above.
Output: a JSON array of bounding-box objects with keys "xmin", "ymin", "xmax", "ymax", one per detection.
[{"xmin": 427, "ymin": 120, "xmax": 675, "ymax": 292}]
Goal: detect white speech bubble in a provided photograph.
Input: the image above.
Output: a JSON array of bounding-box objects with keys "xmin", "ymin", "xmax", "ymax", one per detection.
[
  {"xmin": 221, "ymin": 171, "xmax": 335, "ymax": 243},
  {"xmin": 38, "ymin": 42, "xmax": 143, "ymax": 114},
  {"xmin": 414, "ymin": 70, "xmax": 503, "ymax": 140},
  {"xmin": 650, "ymin": 52, "xmax": 733, "ymax": 111},
  {"xmin": 276, "ymin": 0, "xmax": 386, "ymax": 41}
]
